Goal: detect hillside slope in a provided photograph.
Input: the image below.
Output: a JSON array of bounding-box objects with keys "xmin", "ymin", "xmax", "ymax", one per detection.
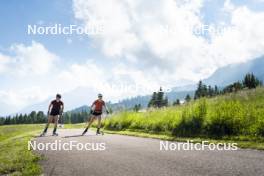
[
  {"xmin": 104, "ymin": 87, "xmax": 264, "ymax": 138},
  {"xmin": 204, "ymin": 56, "xmax": 264, "ymax": 86}
]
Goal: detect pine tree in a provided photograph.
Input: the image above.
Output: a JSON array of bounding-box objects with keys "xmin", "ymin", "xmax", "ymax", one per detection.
[
  {"xmin": 233, "ymin": 81, "xmax": 243, "ymax": 92},
  {"xmin": 29, "ymin": 111, "xmax": 37, "ymax": 123},
  {"xmin": 214, "ymin": 85, "xmax": 219, "ymax": 95},
  {"xmin": 185, "ymin": 94, "xmax": 191, "ymax": 102},
  {"xmin": 243, "ymin": 73, "xmax": 262, "ymax": 89},
  {"xmin": 156, "ymin": 87, "xmax": 164, "ymax": 108},
  {"xmin": 173, "ymin": 99, "xmax": 180, "ymax": 106},
  {"xmin": 148, "ymin": 92, "xmax": 157, "ymax": 107},
  {"xmin": 148, "ymin": 87, "xmax": 168, "ymax": 108},
  {"xmin": 133, "ymin": 104, "xmax": 141, "ymax": 112},
  {"xmin": 208, "ymin": 85, "xmax": 214, "ymax": 97},
  {"xmin": 163, "ymin": 96, "xmax": 168, "ymax": 107},
  {"xmin": 195, "ymin": 80, "xmax": 208, "ymax": 99}
]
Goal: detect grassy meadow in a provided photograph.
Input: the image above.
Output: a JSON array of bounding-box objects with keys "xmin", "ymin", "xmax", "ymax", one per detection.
[{"xmin": 103, "ymin": 87, "xmax": 264, "ymax": 147}]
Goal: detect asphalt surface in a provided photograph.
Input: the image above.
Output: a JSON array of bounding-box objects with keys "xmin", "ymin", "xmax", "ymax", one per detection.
[{"xmin": 34, "ymin": 129, "xmax": 264, "ymax": 176}]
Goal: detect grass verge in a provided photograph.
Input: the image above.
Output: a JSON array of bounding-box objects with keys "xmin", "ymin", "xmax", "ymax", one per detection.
[{"xmin": 0, "ymin": 124, "xmax": 44, "ymax": 176}]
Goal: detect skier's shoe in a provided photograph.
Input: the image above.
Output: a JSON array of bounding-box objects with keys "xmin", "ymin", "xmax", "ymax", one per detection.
[
  {"xmin": 52, "ymin": 132, "xmax": 58, "ymax": 136},
  {"xmin": 96, "ymin": 128, "xmax": 104, "ymax": 135},
  {"xmin": 96, "ymin": 128, "xmax": 100, "ymax": 135},
  {"xmin": 82, "ymin": 128, "xmax": 88, "ymax": 136},
  {"xmin": 39, "ymin": 132, "xmax": 46, "ymax": 137}
]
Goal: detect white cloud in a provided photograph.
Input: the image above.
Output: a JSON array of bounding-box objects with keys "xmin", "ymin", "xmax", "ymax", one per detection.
[
  {"xmin": 0, "ymin": 87, "xmax": 50, "ymax": 107},
  {"xmin": 58, "ymin": 60, "xmax": 104, "ymax": 90},
  {"xmin": 72, "ymin": 0, "xmax": 209, "ymax": 80},
  {"xmin": 0, "ymin": 41, "xmax": 58, "ymax": 77},
  {"xmin": 73, "ymin": 0, "xmax": 264, "ymax": 83},
  {"xmin": 0, "ymin": 53, "xmax": 11, "ymax": 73},
  {"xmin": 57, "ymin": 61, "xmax": 162, "ymax": 101},
  {"xmin": 210, "ymin": 2, "xmax": 264, "ymax": 66},
  {"xmin": 0, "ymin": 87, "xmax": 52, "ymax": 115},
  {"xmin": 0, "ymin": 41, "xmax": 60, "ymax": 115},
  {"xmin": 9, "ymin": 41, "xmax": 59, "ymax": 76}
]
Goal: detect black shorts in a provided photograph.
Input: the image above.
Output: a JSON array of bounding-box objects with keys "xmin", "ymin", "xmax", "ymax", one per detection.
[
  {"xmin": 50, "ymin": 111, "xmax": 60, "ymax": 116},
  {"xmin": 92, "ymin": 111, "xmax": 102, "ymax": 116}
]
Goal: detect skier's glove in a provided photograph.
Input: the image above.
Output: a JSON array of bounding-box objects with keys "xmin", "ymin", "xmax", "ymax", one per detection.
[{"xmin": 59, "ymin": 111, "xmax": 63, "ymax": 116}]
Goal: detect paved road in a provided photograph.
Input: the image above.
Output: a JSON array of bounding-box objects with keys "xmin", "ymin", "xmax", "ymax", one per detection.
[{"xmin": 34, "ymin": 129, "xmax": 264, "ymax": 176}]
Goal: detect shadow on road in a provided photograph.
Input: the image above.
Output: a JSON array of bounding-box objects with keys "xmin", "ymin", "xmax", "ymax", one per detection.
[{"xmin": 62, "ymin": 134, "xmax": 84, "ymax": 138}]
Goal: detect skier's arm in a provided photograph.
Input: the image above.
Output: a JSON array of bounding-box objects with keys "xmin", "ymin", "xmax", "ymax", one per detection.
[
  {"xmin": 60, "ymin": 103, "xmax": 64, "ymax": 115},
  {"xmin": 48, "ymin": 103, "xmax": 52, "ymax": 114},
  {"xmin": 90, "ymin": 102, "xmax": 95, "ymax": 113},
  {"xmin": 104, "ymin": 104, "xmax": 110, "ymax": 114}
]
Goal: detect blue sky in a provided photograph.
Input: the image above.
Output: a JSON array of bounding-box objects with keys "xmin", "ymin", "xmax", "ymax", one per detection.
[
  {"xmin": 0, "ymin": 0, "xmax": 93, "ymax": 61},
  {"xmin": 1, "ymin": 0, "xmax": 264, "ymax": 115}
]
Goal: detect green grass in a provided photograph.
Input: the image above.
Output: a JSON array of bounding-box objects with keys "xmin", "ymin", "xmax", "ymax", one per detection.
[
  {"xmin": 64, "ymin": 123, "xmax": 86, "ymax": 129},
  {"xmin": 0, "ymin": 122, "xmax": 97, "ymax": 175},
  {"xmin": 0, "ymin": 124, "xmax": 44, "ymax": 175},
  {"xmin": 103, "ymin": 87, "xmax": 264, "ymax": 149}
]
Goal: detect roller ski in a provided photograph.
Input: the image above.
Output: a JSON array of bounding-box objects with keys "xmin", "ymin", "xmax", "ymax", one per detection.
[
  {"xmin": 82, "ymin": 127, "xmax": 88, "ymax": 136},
  {"xmin": 96, "ymin": 128, "xmax": 104, "ymax": 135},
  {"xmin": 52, "ymin": 132, "xmax": 59, "ymax": 136},
  {"xmin": 39, "ymin": 132, "xmax": 46, "ymax": 137}
]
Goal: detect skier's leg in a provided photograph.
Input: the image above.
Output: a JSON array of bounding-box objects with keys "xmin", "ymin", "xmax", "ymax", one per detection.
[
  {"xmin": 82, "ymin": 115, "xmax": 95, "ymax": 135},
  {"xmin": 41, "ymin": 115, "xmax": 53, "ymax": 135},
  {"xmin": 96, "ymin": 116, "xmax": 102, "ymax": 134},
  {"xmin": 53, "ymin": 115, "xmax": 59, "ymax": 135}
]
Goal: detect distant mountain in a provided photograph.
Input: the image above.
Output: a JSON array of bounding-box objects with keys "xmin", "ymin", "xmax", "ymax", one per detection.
[
  {"xmin": 14, "ymin": 56, "xmax": 264, "ymax": 115},
  {"xmin": 110, "ymin": 95, "xmax": 151, "ymax": 111},
  {"xmin": 17, "ymin": 87, "xmax": 98, "ymax": 115},
  {"xmin": 204, "ymin": 56, "xmax": 264, "ymax": 86},
  {"xmin": 109, "ymin": 90, "xmax": 195, "ymax": 110},
  {"xmin": 69, "ymin": 105, "xmax": 90, "ymax": 113},
  {"xmin": 110, "ymin": 56, "xmax": 264, "ymax": 110}
]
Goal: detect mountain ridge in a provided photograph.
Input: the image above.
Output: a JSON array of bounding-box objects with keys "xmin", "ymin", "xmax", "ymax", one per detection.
[{"xmin": 12, "ymin": 56, "xmax": 264, "ymax": 115}]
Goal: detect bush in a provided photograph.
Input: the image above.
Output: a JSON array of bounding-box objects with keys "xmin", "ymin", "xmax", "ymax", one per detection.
[
  {"xmin": 253, "ymin": 112, "xmax": 264, "ymax": 137},
  {"xmin": 206, "ymin": 100, "xmax": 244, "ymax": 137},
  {"xmin": 172, "ymin": 100, "xmax": 206, "ymax": 137},
  {"xmin": 255, "ymin": 121, "xmax": 264, "ymax": 137}
]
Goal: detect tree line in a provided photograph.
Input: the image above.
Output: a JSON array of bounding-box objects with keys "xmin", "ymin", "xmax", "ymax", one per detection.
[
  {"xmin": 194, "ymin": 73, "xmax": 262, "ymax": 99},
  {"xmin": 0, "ymin": 111, "xmax": 46, "ymax": 125},
  {"xmin": 145, "ymin": 73, "xmax": 262, "ymax": 109},
  {"xmin": 0, "ymin": 111, "xmax": 90, "ymax": 125}
]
